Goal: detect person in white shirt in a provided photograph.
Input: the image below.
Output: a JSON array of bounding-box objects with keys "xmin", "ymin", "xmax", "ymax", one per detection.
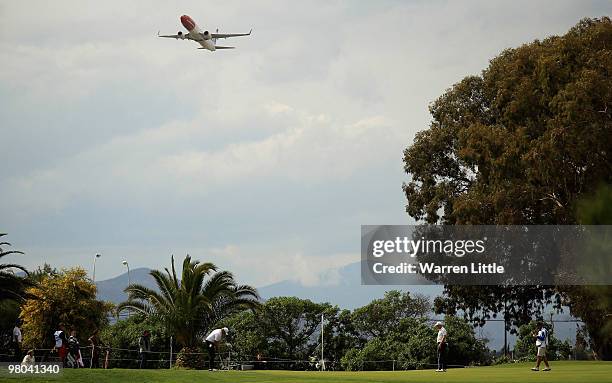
[
  {"xmin": 12, "ymin": 322, "xmax": 23, "ymax": 362},
  {"xmin": 531, "ymin": 321, "xmax": 551, "ymax": 371},
  {"xmin": 21, "ymin": 350, "xmax": 35, "ymax": 366},
  {"xmin": 434, "ymin": 322, "xmax": 447, "ymax": 372},
  {"xmin": 205, "ymin": 327, "xmax": 228, "ymax": 371},
  {"xmin": 53, "ymin": 325, "xmax": 68, "ymax": 367}
]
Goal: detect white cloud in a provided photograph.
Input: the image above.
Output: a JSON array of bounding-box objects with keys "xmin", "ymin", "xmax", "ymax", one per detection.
[
  {"xmin": 208, "ymin": 244, "xmax": 357, "ymax": 287},
  {"xmin": 3, "ymin": 100, "xmax": 400, "ymax": 219}
]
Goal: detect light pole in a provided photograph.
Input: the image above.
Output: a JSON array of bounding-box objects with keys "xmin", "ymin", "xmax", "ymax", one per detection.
[
  {"xmin": 122, "ymin": 260, "xmax": 131, "ymax": 318},
  {"xmin": 320, "ymin": 313, "xmax": 326, "ymax": 371},
  {"xmin": 122, "ymin": 260, "xmax": 131, "ymax": 285},
  {"xmin": 92, "ymin": 254, "xmax": 101, "ymax": 282}
]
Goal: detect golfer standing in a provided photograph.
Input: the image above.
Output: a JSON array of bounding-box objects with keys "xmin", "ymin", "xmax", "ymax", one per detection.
[
  {"xmin": 205, "ymin": 327, "xmax": 228, "ymax": 371},
  {"xmin": 434, "ymin": 321, "xmax": 447, "ymax": 372},
  {"xmin": 531, "ymin": 321, "xmax": 551, "ymax": 371}
]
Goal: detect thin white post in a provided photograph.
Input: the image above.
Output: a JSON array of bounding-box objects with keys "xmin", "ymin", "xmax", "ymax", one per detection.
[
  {"xmin": 122, "ymin": 260, "xmax": 131, "ymax": 318},
  {"xmin": 321, "ymin": 313, "xmax": 325, "ymax": 371},
  {"xmin": 93, "ymin": 254, "xmax": 101, "ymax": 282}
]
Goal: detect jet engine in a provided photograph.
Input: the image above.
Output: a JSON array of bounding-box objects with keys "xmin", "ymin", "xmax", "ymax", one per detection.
[
  {"xmin": 177, "ymin": 31, "xmax": 184, "ymax": 39},
  {"xmin": 202, "ymin": 30, "xmax": 211, "ymax": 40}
]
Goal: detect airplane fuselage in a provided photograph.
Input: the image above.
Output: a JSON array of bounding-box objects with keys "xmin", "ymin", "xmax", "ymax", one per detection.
[
  {"xmin": 180, "ymin": 15, "xmax": 216, "ymax": 51},
  {"xmin": 160, "ymin": 14, "xmax": 249, "ymax": 51}
]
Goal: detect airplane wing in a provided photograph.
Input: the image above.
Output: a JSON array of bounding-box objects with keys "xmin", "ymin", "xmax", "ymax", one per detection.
[
  {"xmin": 198, "ymin": 46, "xmax": 235, "ymax": 50},
  {"xmin": 158, "ymin": 32, "xmax": 193, "ymax": 40},
  {"xmin": 211, "ymin": 29, "xmax": 252, "ymax": 39}
]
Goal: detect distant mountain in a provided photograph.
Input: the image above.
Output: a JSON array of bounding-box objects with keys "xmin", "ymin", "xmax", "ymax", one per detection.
[
  {"xmin": 95, "ymin": 267, "xmax": 155, "ymax": 303},
  {"xmin": 258, "ymin": 262, "xmax": 444, "ymax": 309}
]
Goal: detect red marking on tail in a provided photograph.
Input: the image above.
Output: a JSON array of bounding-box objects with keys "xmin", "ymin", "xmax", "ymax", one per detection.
[{"xmin": 180, "ymin": 15, "xmax": 197, "ymax": 31}]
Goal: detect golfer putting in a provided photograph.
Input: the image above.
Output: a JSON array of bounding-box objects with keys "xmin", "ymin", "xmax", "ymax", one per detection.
[
  {"xmin": 531, "ymin": 321, "xmax": 551, "ymax": 371},
  {"xmin": 205, "ymin": 327, "xmax": 229, "ymax": 371}
]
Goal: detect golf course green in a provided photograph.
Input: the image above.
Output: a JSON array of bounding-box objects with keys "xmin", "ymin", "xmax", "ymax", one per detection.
[{"xmin": 3, "ymin": 361, "xmax": 610, "ymax": 383}]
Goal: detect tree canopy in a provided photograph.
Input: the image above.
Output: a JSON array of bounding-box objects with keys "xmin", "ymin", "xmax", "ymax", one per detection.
[
  {"xmin": 403, "ymin": 17, "xmax": 611, "ymax": 225},
  {"xmin": 402, "ymin": 17, "xmax": 612, "ymax": 359},
  {"xmin": 20, "ymin": 267, "xmax": 113, "ymax": 349},
  {"xmin": 351, "ymin": 290, "xmax": 430, "ymax": 339},
  {"xmin": 261, "ymin": 296, "xmax": 336, "ymax": 360}
]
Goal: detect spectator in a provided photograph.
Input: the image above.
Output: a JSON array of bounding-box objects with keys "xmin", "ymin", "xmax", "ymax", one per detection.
[
  {"xmin": 53, "ymin": 325, "xmax": 68, "ymax": 367},
  {"xmin": 12, "ymin": 320, "xmax": 23, "ymax": 362},
  {"xmin": 434, "ymin": 321, "xmax": 447, "ymax": 372},
  {"xmin": 88, "ymin": 329, "xmax": 103, "ymax": 368},
  {"xmin": 138, "ymin": 330, "xmax": 151, "ymax": 369},
  {"xmin": 67, "ymin": 330, "xmax": 83, "ymax": 368},
  {"xmin": 21, "ymin": 350, "xmax": 35, "ymax": 366},
  {"xmin": 205, "ymin": 327, "xmax": 228, "ymax": 371},
  {"xmin": 104, "ymin": 346, "xmax": 110, "ymax": 369}
]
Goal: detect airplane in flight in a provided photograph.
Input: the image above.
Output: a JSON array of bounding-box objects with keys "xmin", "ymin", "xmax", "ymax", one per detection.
[{"xmin": 159, "ymin": 15, "xmax": 251, "ymax": 51}]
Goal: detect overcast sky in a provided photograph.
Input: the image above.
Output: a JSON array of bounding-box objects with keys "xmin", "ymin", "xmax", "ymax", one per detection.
[{"xmin": 1, "ymin": 1, "xmax": 609, "ymax": 287}]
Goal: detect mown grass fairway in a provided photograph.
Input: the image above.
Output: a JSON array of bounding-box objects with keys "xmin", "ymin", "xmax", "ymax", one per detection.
[{"xmin": 3, "ymin": 361, "xmax": 611, "ymax": 383}]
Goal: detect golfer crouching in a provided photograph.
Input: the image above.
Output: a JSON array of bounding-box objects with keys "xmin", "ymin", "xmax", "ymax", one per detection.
[{"xmin": 205, "ymin": 327, "xmax": 228, "ymax": 371}]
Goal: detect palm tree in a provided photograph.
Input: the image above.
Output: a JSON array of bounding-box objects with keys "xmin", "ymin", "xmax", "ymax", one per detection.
[
  {"xmin": 0, "ymin": 233, "xmax": 31, "ymax": 302},
  {"xmin": 117, "ymin": 254, "xmax": 259, "ymax": 368}
]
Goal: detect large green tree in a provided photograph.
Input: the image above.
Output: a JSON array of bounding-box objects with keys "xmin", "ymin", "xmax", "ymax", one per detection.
[
  {"xmin": 261, "ymin": 296, "xmax": 336, "ymax": 361},
  {"xmin": 402, "ymin": 17, "xmax": 612, "ymax": 358},
  {"xmin": 351, "ymin": 290, "xmax": 430, "ymax": 339},
  {"xmin": 218, "ymin": 310, "xmax": 268, "ymax": 362},
  {"xmin": 219, "ymin": 297, "xmax": 358, "ymax": 368},
  {"xmin": 559, "ymin": 185, "xmax": 612, "ymax": 359},
  {"xmin": 404, "ymin": 18, "xmax": 611, "ymax": 225},
  {"xmin": 117, "ymin": 255, "xmax": 259, "ymax": 368},
  {"xmin": 20, "ymin": 267, "xmax": 112, "ymax": 349}
]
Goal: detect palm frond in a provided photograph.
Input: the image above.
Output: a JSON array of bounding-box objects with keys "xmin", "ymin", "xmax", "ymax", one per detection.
[
  {"xmin": 170, "ymin": 255, "xmax": 179, "ymax": 287},
  {"xmin": 124, "ymin": 284, "xmax": 166, "ymax": 306},
  {"xmin": 233, "ymin": 284, "xmax": 261, "ymax": 300},
  {"xmin": 149, "ymin": 270, "xmax": 176, "ymax": 304},
  {"xmin": 0, "ymin": 263, "xmax": 30, "ymax": 275},
  {"xmin": 116, "ymin": 300, "xmax": 156, "ymax": 316},
  {"xmin": 0, "ymin": 250, "xmax": 25, "ymax": 257}
]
